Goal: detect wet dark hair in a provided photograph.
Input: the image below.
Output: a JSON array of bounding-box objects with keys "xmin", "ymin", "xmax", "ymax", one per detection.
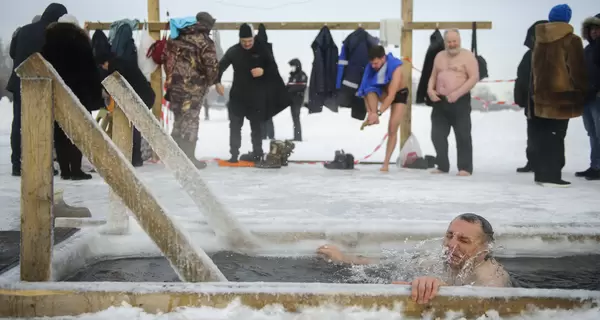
[
  {"xmin": 456, "ymin": 213, "xmax": 495, "ymax": 244},
  {"xmin": 368, "ymin": 45, "xmax": 386, "ymax": 60}
]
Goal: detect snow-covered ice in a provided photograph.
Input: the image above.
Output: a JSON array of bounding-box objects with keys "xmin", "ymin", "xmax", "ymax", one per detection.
[{"xmin": 1, "ymin": 95, "xmax": 600, "ymax": 319}]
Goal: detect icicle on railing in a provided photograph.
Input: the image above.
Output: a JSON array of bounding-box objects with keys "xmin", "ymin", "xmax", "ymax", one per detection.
[{"xmin": 102, "ymin": 72, "xmax": 261, "ymax": 250}]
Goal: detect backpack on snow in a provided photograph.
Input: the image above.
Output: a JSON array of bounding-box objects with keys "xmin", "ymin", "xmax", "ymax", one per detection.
[
  {"xmin": 472, "ymin": 22, "xmax": 489, "ymax": 80},
  {"xmin": 147, "ymin": 35, "xmax": 168, "ymax": 65}
]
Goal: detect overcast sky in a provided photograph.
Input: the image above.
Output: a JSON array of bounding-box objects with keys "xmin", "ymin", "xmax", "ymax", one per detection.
[{"xmin": 1, "ymin": 0, "xmax": 598, "ymax": 98}]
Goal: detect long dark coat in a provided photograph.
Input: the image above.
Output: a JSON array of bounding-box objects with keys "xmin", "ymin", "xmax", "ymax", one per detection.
[{"xmin": 307, "ymin": 26, "xmax": 338, "ymax": 114}]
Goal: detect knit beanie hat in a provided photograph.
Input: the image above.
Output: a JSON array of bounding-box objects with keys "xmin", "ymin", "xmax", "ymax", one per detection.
[
  {"xmin": 548, "ymin": 4, "xmax": 572, "ymax": 23},
  {"xmin": 239, "ymin": 23, "xmax": 253, "ymax": 38}
]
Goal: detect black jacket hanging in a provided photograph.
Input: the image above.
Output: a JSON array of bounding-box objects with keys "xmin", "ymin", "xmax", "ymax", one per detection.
[
  {"xmin": 472, "ymin": 22, "xmax": 488, "ymax": 80},
  {"xmin": 307, "ymin": 26, "xmax": 338, "ymax": 114},
  {"xmin": 416, "ymin": 29, "xmax": 444, "ymax": 105}
]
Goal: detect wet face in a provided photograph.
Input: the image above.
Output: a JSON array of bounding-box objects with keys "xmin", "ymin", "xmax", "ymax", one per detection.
[
  {"xmin": 443, "ymin": 219, "xmax": 488, "ymax": 270},
  {"xmin": 591, "ymin": 26, "xmax": 600, "ymax": 40},
  {"xmin": 370, "ymin": 57, "xmax": 385, "ymax": 71},
  {"xmin": 240, "ymin": 37, "xmax": 254, "ymax": 50},
  {"xmin": 444, "ymin": 31, "xmax": 461, "ymax": 56}
]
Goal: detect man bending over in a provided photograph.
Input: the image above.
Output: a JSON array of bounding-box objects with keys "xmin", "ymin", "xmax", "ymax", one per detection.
[
  {"xmin": 317, "ymin": 213, "xmax": 511, "ymax": 304},
  {"xmin": 359, "ymin": 45, "xmax": 409, "ymax": 172},
  {"xmin": 428, "ymin": 29, "xmax": 479, "ymax": 176}
]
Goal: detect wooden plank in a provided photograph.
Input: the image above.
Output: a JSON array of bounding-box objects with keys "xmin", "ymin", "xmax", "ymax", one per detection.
[
  {"xmin": 84, "ymin": 21, "xmax": 381, "ymax": 31},
  {"xmin": 104, "ymin": 105, "xmax": 131, "ymax": 234},
  {"xmin": 102, "ymin": 72, "xmax": 259, "ymax": 249},
  {"xmin": 15, "ymin": 53, "xmax": 226, "ymax": 283},
  {"xmin": 399, "ymin": 0, "xmax": 413, "ymax": 147},
  {"xmin": 54, "ymin": 218, "xmax": 107, "ymax": 228},
  {"xmin": 18, "ymin": 77, "xmax": 54, "ymax": 282},
  {"xmin": 405, "ymin": 21, "xmax": 492, "ymax": 30},
  {"xmin": 83, "ymin": 21, "xmax": 491, "ymax": 31},
  {"xmin": 0, "ymin": 282, "xmax": 598, "ymax": 318}
]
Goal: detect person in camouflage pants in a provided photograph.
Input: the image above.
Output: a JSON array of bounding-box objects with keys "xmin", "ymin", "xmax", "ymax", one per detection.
[{"xmin": 163, "ymin": 12, "xmax": 218, "ymax": 169}]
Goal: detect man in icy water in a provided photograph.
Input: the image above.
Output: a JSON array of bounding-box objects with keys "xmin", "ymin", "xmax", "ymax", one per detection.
[{"xmin": 317, "ymin": 213, "xmax": 511, "ymax": 304}]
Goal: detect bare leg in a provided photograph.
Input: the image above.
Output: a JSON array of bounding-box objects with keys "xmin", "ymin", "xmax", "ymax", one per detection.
[
  {"xmin": 364, "ymin": 92, "xmax": 381, "ymax": 124},
  {"xmin": 381, "ymin": 102, "xmax": 405, "ymax": 172}
]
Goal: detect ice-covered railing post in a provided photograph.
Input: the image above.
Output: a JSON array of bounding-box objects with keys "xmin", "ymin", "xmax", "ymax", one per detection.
[
  {"xmin": 103, "ymin": 103, "xmax": 131, "ymax": 235},
  {"xmin": 16, "ymin": 66, "xmax": 54, "ymax": 282},
  {"xmin": 15, "ymin": 53, "xmax": 226, "ymax": 282},
  {"xmin": 102, "ymin": 72, "xmax": 260, "ymax": 249}
]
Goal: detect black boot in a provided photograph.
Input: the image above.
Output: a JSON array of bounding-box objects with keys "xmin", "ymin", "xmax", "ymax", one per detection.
[
  {"xmin": 517, "ymin": 163, "xmax": 533, "ymax": 173},
  {"xmin": 585, "ymin": 169, "xmax": 600, "ymax": 181},
  {"xmin": 576, "ymin": 167, "xmax": 595, "ymax": 178},
  {"xmin": 240, "ymin": 151, "xmax": 263, "ymax": 163},
  {"xmin": 324, "ymin": 150, "xmax": 354, "ymax": 170}
]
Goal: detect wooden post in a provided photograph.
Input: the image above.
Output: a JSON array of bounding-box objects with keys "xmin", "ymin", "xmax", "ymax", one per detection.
[
  {"xmin": 147, "ymin": 0, "xmax": 162, "ymax": 121},
  {"xmin": 104, "ymin": 105, "xmax": 131, "ymax": 234},
  {"xmin": 19, "ymin": 78, "xmax": 54, "ymax": 281},
  {"xmin": 400, "ymin": 0, "xmax": 413, "ymax": 148}
]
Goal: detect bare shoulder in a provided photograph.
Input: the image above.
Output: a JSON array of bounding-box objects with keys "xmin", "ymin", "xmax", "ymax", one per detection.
[{"xmin": 461, "ymin": 49, "xmax": 477, "ymax": 60}]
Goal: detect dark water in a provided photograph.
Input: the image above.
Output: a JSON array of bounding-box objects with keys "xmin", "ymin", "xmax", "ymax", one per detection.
[{"xmin": 65, "ymin": 252, "xmax": 600, "ymax": 291}]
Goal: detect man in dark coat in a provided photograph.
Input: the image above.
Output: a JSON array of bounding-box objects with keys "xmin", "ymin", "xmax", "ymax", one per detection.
[
  {"xmin": 216, "ymin": 24, "xmax": 286, "ymax": 163},
  {"xmin": 287, "ymin": 58, "xmax": 308, "ymax": 141},
  {"xmin": 514, "ymin": 20, "xmax": 548, "ymax": 174},
  {"xmin": 576, "ymin": 13, "xmax": 600, "ymax": 180},
  {"xmin": 7, "ymin": 3, "xmax": 67, "ymax": 176},
  {"xmin": 308, "ymin": 26, "xmax": 338, "ymax": 114},
  {"xmin": 41, "ymin": 19, "xmax": 105, "ymax": 180},
  {"xmin": 94, "ymin": 34, "xmax": 156, "ymax": 167}
]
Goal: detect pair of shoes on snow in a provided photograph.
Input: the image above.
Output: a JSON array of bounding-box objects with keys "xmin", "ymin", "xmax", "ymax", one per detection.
[
  {"xmin": 575, "ymin": 167, "xmax": 600, "ymax": 181},
  {"xmin": 234, "ymin": 140, "xmax": 296, "ymax": 169},
  {"xmin": 324, "ymin": 150, "xmax": 355, "ymax": 170}
]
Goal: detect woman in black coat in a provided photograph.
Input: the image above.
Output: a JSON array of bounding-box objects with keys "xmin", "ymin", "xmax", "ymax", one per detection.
[{"xmin": 42, "ymin": 21, "xmax": 105, "ymax": 180}]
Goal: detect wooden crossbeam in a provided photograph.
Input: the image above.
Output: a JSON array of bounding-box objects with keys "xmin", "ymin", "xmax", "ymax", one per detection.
[
  {"xmin": 83, "ymin": 21, "xmax": 491, "ymax": 31},
  {"xmin": 0, "ymin": 282, "xmax": 598, "ymax": 318}
]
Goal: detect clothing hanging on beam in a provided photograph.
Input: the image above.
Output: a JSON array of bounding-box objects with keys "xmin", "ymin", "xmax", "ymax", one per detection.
[
  {"xmin": 169, "ymin": 17, "xmax": 197, "ymax": 39},
  {"xmin": 254, "ymin": 23, "xmax": 291, "ymax": 121},
  {"xmin": 336, "ymin": 27, "xmax": 379, "ymax": 119},
  {"xmin": 472, "ymin": 22, "xmax": 489, "ymax": 80},
  {"xmin": 108, "ymin": 19, "xmax": 139, "ymax": 44},
  {"xmin": 379, "ymin": 19, "xmax": 403, "ymax": 47},
  {"xmin": 416, "ymin": 29, "xmax": 444, "ymax": 106},
  {"xmin": 307, "ymin": 26, "xmax": 339, "ymax": 114},
  {"xmin": 109, "ymin": 19, "xmax": 139, "ymax": 65},
  {"xmin": 212, "ymin": 30, "xmax": 225, "ymax": 60}
]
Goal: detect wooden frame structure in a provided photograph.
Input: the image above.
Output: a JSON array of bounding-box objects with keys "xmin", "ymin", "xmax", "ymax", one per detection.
[
  {"xmin": 5, "ymin": 51, "xmax": 600, "ymax": 319},
  {"xmin": 84, "ymin": 0, "xmax": 492, "ymax": 148},
  {"xmin": 15, "ymin": 53, "xmax": 225, "ymax": 283}
]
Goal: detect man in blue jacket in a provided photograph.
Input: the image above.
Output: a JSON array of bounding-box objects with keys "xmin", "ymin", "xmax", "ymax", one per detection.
[{"xmin": 576, "ymin": 13, "xmax": 600, "ymax": 181}]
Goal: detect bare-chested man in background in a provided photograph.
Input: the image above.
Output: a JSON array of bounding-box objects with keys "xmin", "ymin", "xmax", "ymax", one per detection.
[{"xmin": 428, "ymin": 29, "xmax": 479, "ymax": 176}]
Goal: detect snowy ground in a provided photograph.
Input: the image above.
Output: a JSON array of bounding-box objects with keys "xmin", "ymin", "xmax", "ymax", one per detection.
[{"xmin": 1, "ymin": 97, "xmax": 599, "ymax": 319}]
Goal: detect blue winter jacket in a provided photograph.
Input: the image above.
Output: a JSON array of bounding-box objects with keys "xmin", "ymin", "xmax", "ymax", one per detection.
[{"xmin": 357, "ymin": 53, "xmax": 403, "ymax": 97}]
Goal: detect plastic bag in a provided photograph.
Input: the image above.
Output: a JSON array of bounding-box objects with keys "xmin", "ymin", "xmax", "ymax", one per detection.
[
  {"xmin": 396, "ymin": 133, "xmax": 423, "ymax": 168},
  {"xmin": 137, "ymin": 27, "xmax": 158, "ymax": 82}
]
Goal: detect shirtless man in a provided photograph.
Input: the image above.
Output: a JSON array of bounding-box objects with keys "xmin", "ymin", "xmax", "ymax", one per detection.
[
  {"xmin": 428, "ymin": 29, "xmax": 479, "ymax": 176},
  {"xmin": 361, "ymin": 45, "xmax": 409, "ymax": 172},
  {"xmin": 317, "ymin": 213, "xmax": 511, "ymax": 305}
]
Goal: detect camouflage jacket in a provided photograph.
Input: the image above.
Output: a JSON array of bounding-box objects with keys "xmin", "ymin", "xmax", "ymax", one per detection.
[{"xmin": 163, "ymin": 23, "xmax": 218, "ymax": 106}]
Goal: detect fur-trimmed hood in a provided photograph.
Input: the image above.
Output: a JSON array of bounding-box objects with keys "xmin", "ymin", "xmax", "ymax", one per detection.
[
  {"xmin": 535, "ymin": 22, "xmax": 573, "ymax": 43},
  {"xmin": 582, "ymin": 13, "xmax": 600, "ymax": 41}
]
